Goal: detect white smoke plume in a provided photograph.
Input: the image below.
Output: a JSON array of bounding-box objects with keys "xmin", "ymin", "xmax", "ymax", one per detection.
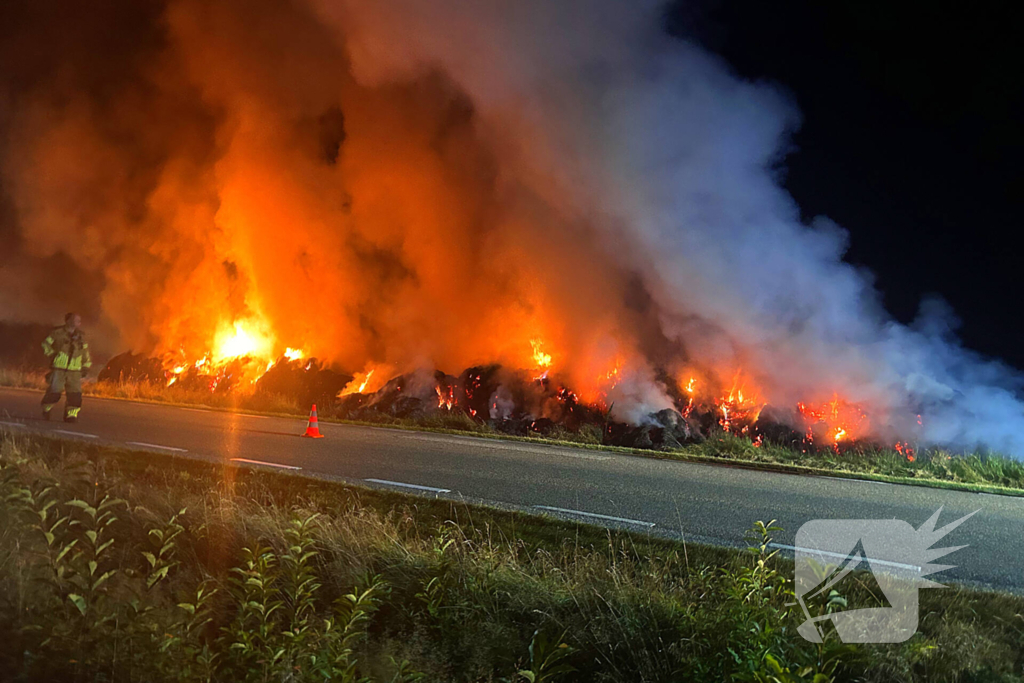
[{"xmin": 313, "ymin": 0, "xmax": 1024, "ymax": 452}]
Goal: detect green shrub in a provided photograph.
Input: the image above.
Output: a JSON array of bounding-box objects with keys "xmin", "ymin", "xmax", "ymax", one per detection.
[{"xmin": 2, "ymin": 432, "xmax": 1022, "ymax": 682}]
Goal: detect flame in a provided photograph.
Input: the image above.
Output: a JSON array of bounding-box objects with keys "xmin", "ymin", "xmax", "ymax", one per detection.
[
  {"xmin": 284, "ymin": 347, "xmax": 304, "ymax": 361},
  {"xmin": 340, "ymin": 369, "xmax": 374, "ymax": 396},
  {"xmin": 436, "ymin": 384, "xmax": 456, "ymax": 410},
  {"xmin": 895, "ymin": 441, "xmax": 916, "ymax": 461},
  {"xmin": 357, "ymin": 370, "xmax": 374, "ymax": 392},
  {"xmin": 604, "ymin": 359, "xmax": 622, "ymax": 386},
  {"xmin": 716, "ymin": 370, "xmax": 764, "ymax": 434},
  {"xmin": 212, "ymin": 319, "xmax": 274, "ymax": 363},
  {"xmin": 339, "ymin": 364, "xmax": 390, "ymax": 396},
  {"xmin": 531, "ymin": 339, "xmax": 552, "ymax": 369},
  {"xmin": 797, "ymin": 393, "xmax": 869, "ymax": 449}
]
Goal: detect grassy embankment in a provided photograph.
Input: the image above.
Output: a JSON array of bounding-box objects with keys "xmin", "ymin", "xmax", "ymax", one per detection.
[
  {"xmin": 3, "ymin": 367, "xmax": 1024, "ymax": 495},
  {"xmin": 1, "ymin": 429, "xmax": 1023, "ymax": 682}
]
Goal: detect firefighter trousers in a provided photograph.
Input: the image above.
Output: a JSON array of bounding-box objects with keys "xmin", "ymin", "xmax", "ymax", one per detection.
[{"xmin": 42, "ymin": 369, "xmax": 83, "ymax": 419}]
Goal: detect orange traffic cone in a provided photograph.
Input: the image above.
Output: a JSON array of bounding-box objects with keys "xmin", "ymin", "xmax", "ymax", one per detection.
[{"xmin": 303, "ymin": 404, "xmax": 325, "ymax": 438}]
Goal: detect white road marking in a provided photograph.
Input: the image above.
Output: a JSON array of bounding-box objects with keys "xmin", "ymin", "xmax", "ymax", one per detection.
[
  {"xmin": 365, "ymin": 478, "xmax": 451, "ymax": 494},
  {"xmin": 127, "ymin": 441, "xmax": 188, "ymax": 453},
  {"xmin": 976, "ymin": 492, "xmax": 1022, "ymax": 501},
  {"xmin": 769, "ymin": 542, "xmax": 921, "ymax": 572},
  {"xmin": 53, "ymin": 429, "xmax": 99, "ymax": 439},
  {"xmin": 818, "ymin": 476, "xmax": 894, "ymax": 486},
  {"xmin": 0, "ymin": 421, "xmax": 25, "ymax": 428},
  {"xmin": 396, "ymin": 434, "xmax": 610, "ymax": 460},
  {"xmin": 553, "ymin": 451, "xmax": 610, "ymax": 461},
  {"xmin": 230, "ymin": 458, "xmax": 302, "ymax": 470},
  {"xmin": 181, "ymin": 408, "xmax": 214, "ymax": 414},
  {"xmin": 533, "ymin": 505, "xmax": 656, "ymax": 528}
]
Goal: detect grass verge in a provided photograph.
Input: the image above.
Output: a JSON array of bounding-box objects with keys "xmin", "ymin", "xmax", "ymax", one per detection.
[{"xmin": 1, "ymin": 429, "xmax": 1023, "ymax": 682}]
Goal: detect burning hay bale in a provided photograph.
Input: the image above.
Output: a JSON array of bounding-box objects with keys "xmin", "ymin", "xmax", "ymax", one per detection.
[
  {"xmin": 331, "ymin": 364, "xmax": 612, "ymax": 439},
  {"xmin": 457, "ymin": 365, "xmax": 502, "ymax": 420},
  {"xmin": 752, "ymin": 405, "xmax": 805, "ymax": 448},
  {"xmin": 334, "ymin": 370, "xmax": 457, "ymax": 421},
  {"xmin": 255, "ymin": 358, "xmax": 350, "ymax": 409},
  {"xmin": 605, "ymin": 408, "xmax": 704, "ymax": 450},
  {"xmin": 91, "ymin": 345, "xmax": 906, "ymax": 456}
]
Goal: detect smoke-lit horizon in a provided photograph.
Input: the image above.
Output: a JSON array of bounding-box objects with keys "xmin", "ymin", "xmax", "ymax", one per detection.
[{"xmin": 2, "ymin": 0, "xmax": 1022, "ymax": 453}]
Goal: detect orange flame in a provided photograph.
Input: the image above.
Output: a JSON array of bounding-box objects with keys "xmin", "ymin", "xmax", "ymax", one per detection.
[
  {"xmin": 531, "ymin": 339, "xmax": 552, "ymax": 369},
  {"xmin": 212, "ymin": 319, "xmax": 274, "ymax": 363},
  {"xmin": 797, "ymin": 393, "xmax": 869, "ymax": 449},
  {"xmin": 716, "ymin": 370, "xmax": 764, "ymax": 435},
  {"xmin": 436, "ymin": 384, "xmax": 456, "ymax": 410},
  {"xmin": 340, "ymin": 368, "xmax": 379, "ymax": 396}
]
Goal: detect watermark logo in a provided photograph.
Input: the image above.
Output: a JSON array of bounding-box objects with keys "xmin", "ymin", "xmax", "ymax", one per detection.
[{"xmin": 793, "ymin": 507, "xmax": 977, "ymax": 643}]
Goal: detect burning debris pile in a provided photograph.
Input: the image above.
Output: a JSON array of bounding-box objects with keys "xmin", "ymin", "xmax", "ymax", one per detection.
[
  {"xmin": 94, "ymin": 341, "xmax": 917, "ymax": 455},
  {"xmin": 100, "ymin": 348, "xmax": 351, "ymax": 409},
  {"xmin": 322, "ymin": 363, "xmax": 914, "ymax": 454},
  {"xmin": 333, "ymin": 364, "xmax": 608, "ymax": 435}
]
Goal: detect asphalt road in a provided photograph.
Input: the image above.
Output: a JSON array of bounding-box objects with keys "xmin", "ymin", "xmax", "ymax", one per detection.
[{"xmin": 1, "ymin": 386, "xmax": 1021, "ymax": 592}]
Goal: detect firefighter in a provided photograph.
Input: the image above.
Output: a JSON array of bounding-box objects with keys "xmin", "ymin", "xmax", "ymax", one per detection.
[{"xmin": 41, "ymin": 312, "xmax": 92, "ymax": 423}]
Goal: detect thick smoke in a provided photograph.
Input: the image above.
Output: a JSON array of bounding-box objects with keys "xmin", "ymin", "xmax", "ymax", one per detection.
[{"xmin": 1, "ymin": 0, "xmax": 1021, "ymax": 452}]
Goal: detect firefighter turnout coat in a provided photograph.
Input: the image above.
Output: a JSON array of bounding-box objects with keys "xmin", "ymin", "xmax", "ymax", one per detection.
[{"xmin": 42, "ymin": 326, "xmax": 92, "ymax": 373}]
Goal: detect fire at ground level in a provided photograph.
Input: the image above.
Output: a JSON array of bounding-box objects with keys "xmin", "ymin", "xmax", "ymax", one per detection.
[{"xmin": 94, "ymin": 345, "xmax": 920, "ymax": 459}]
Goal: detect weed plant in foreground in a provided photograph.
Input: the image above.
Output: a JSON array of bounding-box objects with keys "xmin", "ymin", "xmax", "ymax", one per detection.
[{"xmin": 1, "ymin": 431, "xmax": 1022, "ymax": 681}]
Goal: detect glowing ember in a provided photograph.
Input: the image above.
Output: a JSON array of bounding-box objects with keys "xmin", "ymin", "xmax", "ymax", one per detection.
[
  {"xmin": 716, "ymin": 371, "xmax": 764, "ymax": 435},
  {"xmin": 894, "ymin": 441, "xmax": 916, "ymax": 461},
  {"xmin": 681, "ymin": 376, "xmax": 698, "ymax": 417},
  {"xmin": 436, "ymin": 384, "xmax": 456, "ymax": 410},
  {"xmin": 797, "ymin": 393, "xmax": 868, "ymax": 448},
  {"xmin": 604, "ymin": 360, "xmax": 622, "ymax": 386},
  {"xmin": 557, "ymin": 387, "xmax": 578, "ymax": 404}
]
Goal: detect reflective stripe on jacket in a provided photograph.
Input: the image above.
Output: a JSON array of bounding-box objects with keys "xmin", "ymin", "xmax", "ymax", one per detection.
[{"xmin": 42, "ymin": 327, "xmax": 92, "ymax": 372}]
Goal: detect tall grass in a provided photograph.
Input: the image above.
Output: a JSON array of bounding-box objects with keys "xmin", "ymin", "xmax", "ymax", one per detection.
[
  {"xmin": 693, "ymin": 432, "xmax": 1024, "ymax": 490},
  {"xmin": 0, "ymin": 366, "xmax": 46, "ymax": 389},
  {"xmin": 83, "ymin": 379, "xmax": 303, "ymax": 415},
  {"xmin": 1, "ymin": 431, "xmax": 1022, "ymax": 682}
]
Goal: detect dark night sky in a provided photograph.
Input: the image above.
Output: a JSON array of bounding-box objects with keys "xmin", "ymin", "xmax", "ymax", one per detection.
[{"xmin": 668, "ymin": 0, "xmax": 1024, "ymax": 370}]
